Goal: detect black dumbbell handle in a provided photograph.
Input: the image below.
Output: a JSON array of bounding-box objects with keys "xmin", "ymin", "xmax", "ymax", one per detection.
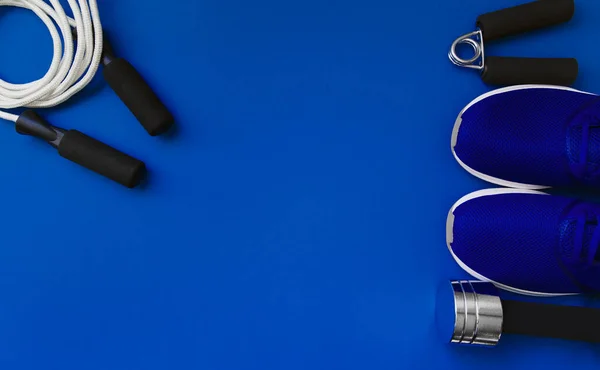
[{"xmin": 503, "ymin": 299, "xmax": 600, "ymax": 343}]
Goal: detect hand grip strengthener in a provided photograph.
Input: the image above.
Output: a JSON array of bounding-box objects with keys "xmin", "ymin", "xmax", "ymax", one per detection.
[{"xmin": 449, "ymin": 0, "xmax": 578, "ymax": 86}]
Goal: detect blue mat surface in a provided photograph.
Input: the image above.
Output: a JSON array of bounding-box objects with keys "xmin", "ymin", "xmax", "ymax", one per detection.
[{"xmin": 0, "ymin": 0, "xmax": 598, "ymax": 368}]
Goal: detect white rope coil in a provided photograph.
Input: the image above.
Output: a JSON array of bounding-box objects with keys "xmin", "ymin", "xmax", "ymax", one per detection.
[{"xmin": 0, "ymin": 0, "xmax": 103, "ymax": 122}]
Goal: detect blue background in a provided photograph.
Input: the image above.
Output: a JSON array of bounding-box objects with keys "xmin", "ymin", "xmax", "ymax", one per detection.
[{"xmin": 0, "ymin": 0, "xmax": 599, "ymax": 368}]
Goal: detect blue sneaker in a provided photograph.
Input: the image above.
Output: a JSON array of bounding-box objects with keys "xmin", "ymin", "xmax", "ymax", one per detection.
[
  {"xmin": 452, "ymin": 85, "xmax": 600, "ymax": 189},
  {"xmin": 447, "ymin": 188, "xmax": 600, "ymax": 296}
]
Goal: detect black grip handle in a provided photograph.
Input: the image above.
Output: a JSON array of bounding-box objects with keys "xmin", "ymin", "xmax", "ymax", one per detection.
[
  {"xmin": 58, "ymin": 130, "xmax": 146, "ymax": 188},
  {"xmin": 481, "ymin": 56, "xmax": 578, "ymax": 86},
  {"xmin": 502, "ymin": 300, "xmax": 600, "ymax": 343},
  {"xmin": 477, "ymin": 0, "xmax": 575, "ymax": 41},
  {"xmin": 103, "ymin": 58, "xmax": 174, "ymax": 136}
]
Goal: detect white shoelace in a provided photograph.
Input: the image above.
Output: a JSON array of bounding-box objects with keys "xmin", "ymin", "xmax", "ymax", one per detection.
[{"xmin": 0, "ymin": 0, "xmax": 103, "ymax": 123}]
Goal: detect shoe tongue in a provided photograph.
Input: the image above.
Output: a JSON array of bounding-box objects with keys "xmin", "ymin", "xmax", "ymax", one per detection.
[
  {"xmin": 559, "ymin": 218, "xmax": 600, "ymax": 292},
  {"xmin": 559, "ymin": 219, "xmax": 600, "ymax": 263},
  {"xmin": 567, "ymin": 126, "xmax": 600, "ymax": 169}
]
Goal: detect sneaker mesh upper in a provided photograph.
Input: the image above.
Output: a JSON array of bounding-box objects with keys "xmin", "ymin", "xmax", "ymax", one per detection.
[
  {"xmin": 450, "ymin": 192, "xmax": 600, "ymax": 294},
  {"xmin": 454, "ymin": 88, "xmax": 598, "ymax": 187}
]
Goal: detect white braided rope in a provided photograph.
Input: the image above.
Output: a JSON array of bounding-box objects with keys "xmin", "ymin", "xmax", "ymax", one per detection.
[{"xmin": 0, "ymin": 0, "xmax": 103, "ymax": 122}]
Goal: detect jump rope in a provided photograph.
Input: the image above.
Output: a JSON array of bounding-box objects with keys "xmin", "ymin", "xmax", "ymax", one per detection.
[{"xmin": 0, "ymin": 0, "xmax": 174, "ymax": 188}]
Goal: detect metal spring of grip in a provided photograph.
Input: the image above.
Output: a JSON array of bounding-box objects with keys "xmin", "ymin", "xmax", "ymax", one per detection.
[{"xmin": 449, "ymin": 30, "xmax": 485, "ymax": 70}]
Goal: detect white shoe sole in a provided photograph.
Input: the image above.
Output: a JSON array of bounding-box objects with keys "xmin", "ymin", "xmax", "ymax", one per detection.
[
  {"xmin": 446, "ymin": 188, "xmax": 576, "ymax": 297},
  {"xmin": 451, "ymin": 85, "xmax": 595, "ymax": 190}
]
